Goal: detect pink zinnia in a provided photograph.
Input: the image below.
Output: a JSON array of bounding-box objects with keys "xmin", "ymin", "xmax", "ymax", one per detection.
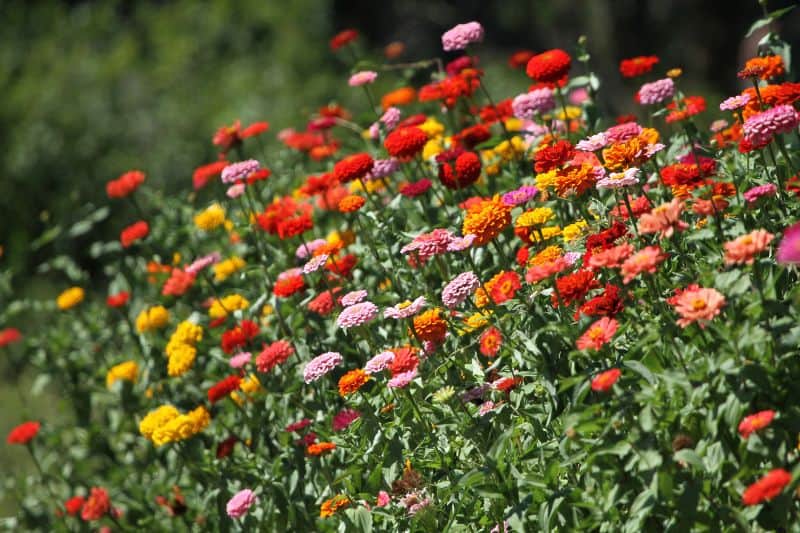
[
  {"xmin": 724, "ymin": 229, "xmax": 774, "ymax": 265},
  {"xmin": 525, "ymin": 257, "xmax": 569, "ymax": 283},
  {"xmin": 596, "ymin": 167, "xmax": 640, "ymax": 189},
  {"xmin": 332, "ymin": 408, "xmax": 361, "ymax": 431},
  {"xmin": 512, "ymin": 88, "xmax": 555, "ymax": 119},
  {"xmin": 401, "ymin": 229, "xmax": 455, "ymax": 261},
  {"xmin": 441, "ymin": 21, "xmax": 484, "ymax": 51},
  {"xmin": 226, "ymin": 183, "xmax": 246, "ymax": 198},
  {"xmin": 336, "ymin": 301, "xmax": 379, "ymax": 329},
  {"xmin": 302, "ymin": 253, "xmax": 329, "ymax": 274},
  {"xmin": 387, "ymin": 368, "xmax": 417, "ymax": 389},
  {"xmin": 341, "ymin": 290, "xmax": 368, "ymax": 306},
  {"xmin": 719, "ymin": 93, "xmax": 751, "ymax": 111},
  {"xmin": 226, "ymin": 489, "xmax": 257, "ymax": 518},
  {"xmin": 447, "ymin": 234, "xmax": 476, "ymax": 252},
  {"xmin": 384, "ymin": 296, "xmax": 427, "ymax": 319},
  {"xmin": 670, "ymin": 286, "xmax": 726, "ymax": 328},
  {"xmin": 743, "ymin": 104, "xmax": 800, "ymax": 146},
  {"xmin": 604, "ymin": 122, "xmax": 642, "ymax": 143},
  {"xmin": 221, "ymin": 159, "xmax": 260, "ymax": 184},
  {"xmin": 376, "ymin": 491, "xmax": 391, "ymax": 507},
  {"xmin": 442, "ymin": 271, "xmax": 480, "ymax": 309},
  {"xmin": 364, "ymin": 351, "xmax": 395, "ymax": 374},
  {"xmin": 303, "ymin": 351, "xmax": 343, "ymax": 383},
  {"xmin": 576, "ymin": 132, "xmax": 608, "ymax": 152},
  {"xmin": 620, "ymin": 245, "xmax": 667, "ymax": 284},
  {"xmin": 637, "ymin": 78, "xmax": 675, "ymax": 105},
  {"xmin": 743, "ymin": 183, "xmax": 777, "ymax": 205},
  {"xmin": 367, "ymin": 158, "xmax": 400, "ymax": 179},
  {"xmin": 777, "ymin": 221, "xmax": 800, "ymax": 265},
  {"xmin": 576, "ymin": 317, "xmax": 619, "ymax": 350},
  {"xmin": 185, "ymin": 252, "xmax": 221, "ymax": 274},
  {"xmin": 638, "ymin": 198, "xmax": 689, "ymax": 238},
  {"xmin": 296, "ymin": 238, "xmax": 327, "ymax": 259},
  {"xmin": 348, "ymin": 70, "xmax": 378, "ymax": 87},
  {"xmin": 478, "ymin": 401, "xmax": 495, "ymax": 416},
  {"xmin": 229, "ymin": 352, "xmax": 252, "ymax": 369}
]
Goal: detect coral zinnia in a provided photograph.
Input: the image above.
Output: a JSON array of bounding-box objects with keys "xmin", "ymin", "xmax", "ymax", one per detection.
[
  {"xmin": 338, "ymin": 369, "xmax": 370, "ymax": 396},
  {"xmin": 723, "ymin": 229, "xmax": 774, "ymax": 265},
  {"xmin": 338, "ymin": 194, "xmax": 366, "ymax": 213},
  {"xmin": 479, "ymin": 327, "xmax": 503, "ymax": 357},
  {"xmin": 107, "ymin": 170, "xmax": 145, "ymax": 199},
  {"xmin": 576, "ymin": 317, "xmax": 618, "ymax": 351},
  {"xmin": 738, "ymin": 410, "xmax": 776, "ymax": 439},
  {"xmin": 620, "ymin": 245, "xmax": 667, "ymax": 284},
  {"xmin": 669, "ymin": 286, "xmax": 725, "ymax": 329},
  {"xmin": 591, "ymin": 368, "xmax": 621, "ymax": 392},
  {"xmin": 526, "ymin": 49, "xmax": 571, "ymax": 84},
  {"xmin": 462, "ymin": 195, "xmax": 512, "ymax": 246},
  {"xmin": 742, "ymin": 469, "xmax": 791, "ymax": 506},
  {"xmin": 120, "ymin": 220, "xmax": 149, "ymax": 248}
]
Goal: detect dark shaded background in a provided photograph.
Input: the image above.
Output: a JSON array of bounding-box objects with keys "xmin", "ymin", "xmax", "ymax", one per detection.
[{"xmin": 0, "ymin": 0, "xmax": 797, "ymax": 280}]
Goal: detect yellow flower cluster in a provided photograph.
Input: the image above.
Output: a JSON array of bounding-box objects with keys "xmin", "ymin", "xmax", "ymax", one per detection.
[
  {"xmin": 460, "ymin": 311, "xmax": 491, "ymax": 335},
  {"xmin": 534, "ymin": 169, "xmax": 558, "ymax": 193},
  {"xmin": 56, "ymin": 287, "xmax": 84, "ymax": 310},
  {"xmin": 555, "ymin": 105, "xmax": 583, "ymax": 121},
  {"xmin": 194, "ymin": 203, "xmax": 226, "ymax": 231},
  {"xmin": 135, "ymin": 305, "xmax": 170, "ymax": 333},
  {"xmin": 417, "ymin": 117, "xmax": 444, "ymax": 138},
  {"xmin": 529, "ymin": 245, "xmax": 563, "ymax": 266},
  {"xmin": 516, "ymin": 207, "xmax": 554, "ymax": 229},
  {"xmin": 327, "ymin": 230, "xmax": 355, "ymax": 248},
  {"xmin": 209, "ymin": 294, "xmax": 249, "ymax": 320},
  {"xmin": 213, "ymin": 256, "xmax": 246, "ymax": 282},
  {"xmin": 165, "ymin": 321, "xmax": 203, "ymax": 377},
  {"xmin": 350, "ymin": 178, "xmax": 384, "ymax": 194},
  {"xmin": 106, "ymin": 360, "xmax": 138, "ymax": 389},
  {"xmin": 530, "ymin": 226, "xmax": 562, "ymax": 243},
  {"xmin": 139, "ymin": 404, "xmax": 210, "ymax": 447},
  {"xmin": 232, "ymin": 373, "xmax": 263, "ymax": 405},
  {"xmin": 482, "ymin": 136, "xmax": 526, "ymax": 175},
  {"xmin": 422, "ymin": 138, "xmax": 444, "ymax": 160}
]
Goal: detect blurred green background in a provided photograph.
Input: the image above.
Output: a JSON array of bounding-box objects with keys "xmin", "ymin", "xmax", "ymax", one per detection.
[{"xmin": 0, "ymin": 0, "xmax": 797, "ymax": 520}]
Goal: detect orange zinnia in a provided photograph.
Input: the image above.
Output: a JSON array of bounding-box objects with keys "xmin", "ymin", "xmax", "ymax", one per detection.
[
  {"xmin": 462, "ymin": 195, "xmax": 512, "ymax": 246},
  {"xmin": 338, "ymin": 369, "xmax": 370, "ymax": 396},
  {"xmin": 412, "ymin": 308, "xmax": 448, "ymax": 343}
]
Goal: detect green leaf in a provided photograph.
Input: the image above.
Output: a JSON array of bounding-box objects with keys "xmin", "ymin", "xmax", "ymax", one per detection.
[
  {"xmin": 673, "ymin": 449, "xmax": 704, "ymax": 471},
  {"xmin": 343, "ymin": 507, "xmax": 372, "ymax": 533},
  {"xmin": 745, "ymin": 18, "xmax": 771, "ymax": 38}
]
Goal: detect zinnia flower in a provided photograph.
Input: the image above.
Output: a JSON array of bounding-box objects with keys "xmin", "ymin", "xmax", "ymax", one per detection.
[
  {"xmin": 619, "ymin": 55, "xmax": 659, "ymax": 78},
  {"xmin": 637, "ymin": 78, "xmax": 675, "ymax": 105},
  {"xmin": 441, "ymin": 21, "xmax": 484, "ymax": 51},
  {"xmin": 738, "ymin": 410, "xmax": 776, "ymax": 439},
  {"xmin": 387, "ymin": 368, "xmax": 417, "ymax": 389},
  {"xmin": 638, "ymin": 199, "xmax": 689, "ymax": 238},
  {"xmin": 412, "ymin": 308, "xmax": 448, "ymax": 343},
  {"xmin": 0, "ymin": 327, "xmax": 22, "ymax": 347},
  {"xmin": 336, "ymin": 301, "xmax": 379, "ymax": 329},
  {"xmin": 80, "ymin": 487, "xmax": 110, "ymax": 521},
  {"xmin": 743, "ymin": 104, "xmax": 800, "ymax": 146},
  {"xmin": 332, "ymin": 408, "xmax": 361, "ymax": 431},
  {"xmin": 670, "ymin": 286, "xmax": 725, "ymax": 328},
  {"xmin": 576, "ymin": 317, "xmax": 618, "ymax": 350},
  {"xmin": 512, "ymin": 88, "xmax": 555, "ymax": 119},
  {"xmin": 723, "ymin": 230, "xmax": 774, "ymax": 265},
  {"xmin": 348, "ymin": 70, "xmax": 377, "ymax": 87},
  {"xmin": 221, "ymin": 159, "xmax": 260, "ymax": 184},
  {"xmin": 208, "ymin": 375, "xmax": 242, "ymax": 403},
  {"xmin": 462, "ymin": 196, "xmax": 512, "ymax": 246},
  {"xmin": 620, "ymin": 245, "xmax": 667, "ymax": 284},
  {"xmin": 777, "ymin": 221, "xmax": 800, "ymax": 264},
  {"xmin": 226, "ymin": 489, "xmax": 257, "ymax": 519},
  {"xmin": 526, "ymin": 49, "xmax": 571, "ymax": 83},
  {"xmin": 340, "ymin": 290, "xmax": 368, "ymax": 306},
  {"xmin": 57, "ymin": 287, "xmax": 84, "ymax": 310},
  {"xmin": 442, "ymin": 271, "xmax": 480, "ymax": 309},
  {"xmin": 338, "ymin": 368, "xmax": 370, "ymax": 396},
  {"xmin": 742, "ymin": 469, "xmax": 792, "ymax": 506},
  {"xmin": 591, "ymin": 368, "xmax": 621, "ymax": 392},
  {"xmin": 6, "ymin": 421, "xmax": 40, "ymax": 444},
  {"xmin": 304, "ymin": 352, "xmax": 343, "ymax": 383},
  {"xmin": 107, "ymin": 170, "xmax": 145, "ymax": 198}
]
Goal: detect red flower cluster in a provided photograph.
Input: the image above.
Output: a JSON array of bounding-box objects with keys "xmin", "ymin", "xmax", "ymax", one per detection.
[
  {"xmin": 575, "ymin": 284, "xmax": 625, "ymax": 319},
  {"xmin": 419, "ymin": 70, "xmax": 482, "ymax": 108},
  {"xmin": 591, "ymin": 368, "xmax": 621, "ymax": 392},
  {"xmin": 666, "ymin": 96, "xmax": 706, "ymax": 123},
  {"xmin": 277, "ymin": 213, "xmax": 313, "ymax": 240},
  {"xmin": 384, "ymin": 127, "xmax": 428, "ymax": 160},
  {"xmin": 120, "ymin": 220, "xmax": 149, "ymax": 248},
  {"xmin": 208, "ymin": 375, "xmax": 242, "ymax": 403},
  {"xmin": 257, "ymin": 197, "xmax": 312, "ymax": 235},
  {"xmin": 388, "ymin": 346, "xmax": 420, "ymax": 376},
  {"xmin": 106, "ymin": 170, "xmax": 145, "ymax": 199},
  {"xmin": 6, "ymin": 421, "xmax": 40, "ymax": 444},
  {"xmin": 81, "ymin": 487, "xmax": 111, "ymax": 521},
  {"xmin": 509, "ymin": 50, "xmax": 535, "ymax": 69},
  {"xmin": 308, "ymin": 288, "xmax": 341, "ymax": 316},
  {"xmin": 162, "ymin": 269, "xmax": 196, "ymax": 297},
  {"xmin": 326, "ymin": 253, "xmax": 357, "ymax": 277},
  {"xmin": 479, "ymin": 327, "xmax": 503, "ymax": 358},
  {"xmin": 399, "ymin": 179, "xmax": 432, "ymax": 198},
  {"xmin": 273, "ymin": 274, "xmax": 306, "ymax": 298},
  {"xmin": 192, "ymin": 160, "xmax": 228, "ymax": 190},
  {"xmin": 452, "ymin": 124, "xmax": 491, "ymax": 149},
  {"xmin": 221, "ymin": 320, "xmax": 259, "ymax": 354},
  {"xmin": 738, "ymin": 410, "xmax": 775, "ymax": 439}
]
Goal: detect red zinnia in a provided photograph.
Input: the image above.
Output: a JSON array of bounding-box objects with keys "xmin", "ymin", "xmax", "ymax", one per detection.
[
  {"xmin": 509, "ymin": 50, "xmax": 535, "ymax": 69},
  {"xmin": 575, "ymin": 284, "xmax": 624, "ymax": 319},
  {"xmin": 106, "ymin": 170, "xmax": 145, "ymax": 199},
  {"xmin": 399, "ymin": 179, "xmax": 432, "ymax": 198},
  {"xmin": 120, "ymin": 221, "xmax": 149, "ymax": 248},
  {"xmin": 325, "ymin": 254, "xmax": 357, "ymax": 277},
  {"xmin": 6, "ymin": 421, "xmax": 40, "ymax": 444},
  {"xmin": 742, "ymin": 469, "xmax": 792, "ymax": 506},
  {"xmin": 388, "ymin": 346, "xmax": 420, "ymax": 376},
  {"xmin": 192, "ymin": 160, "xmax": 228, "ymax": 190},
  {"xmin": 273, "ymin": 275, "xmax": 306, "ymax": 298},
  {"xmin": 106, "ymin": 291, "xmax": 130, "ymax": 308},
  {"xmin": 591, "ymin": 368, "xmax": 621, "ymax": 392},
  {"xmin": 80, "ymin": 487, "xmax": 110, "ymax": 521},
  {"xmin": 534, "ymin": 140, "xmax": 575, "ymax": 173},
  {"xmin": 330, "ymin": 29, "xmax": 358, "ymax": 51},
  {"xmin": 384, "ymin": 127, "xmax": 428, "ymax": 160},
  {"xmin": 526, "ymin": 49, "xmax": 571, "ymax": 84},
  {"xmin": 333, "ymin": 153, "xmax": 374, "ymax": 182},
  {"xmin": 162, "ymin": 269, "xmax": 196, "ymax": 297},
  {"xmin": 64, "ymin": 496, "xmax": 85, "ymax": 516},
  {"xmin": 619, "ymin": 56, "xmax": 659, "ymax": 78},
  {"xmin": 438, "ymin": 151, "xmax": 482, "ymax": 190},
  {"xmin": 277, "ymin": 213, "xmax": 313, "ymax": 240},
  {"xmin": 738, "ymin": 410, "xmax": 776, "ymax": 439},
  {"xmin": 241, "ymin": 121, "xmax": 269, "ymax": 138},
  {"xmin": 221, "ymin": 320, "xmax": 260, "ymax": 354},
  {"xmin": 256, "ymin": 339, "xmax": 295, "ymax": 373},
  {"xmin": 216, "ymin": 436, "xmax": 238, "ymax": 459},
  {"xmin": 489, "ymin": 271, "xmax": 521, "ymax": 304},
  {"xmin": 308, "ymin": 288, "xmax": 340, "ymax": 316},
  {"xmin": 0, "ymin": 327, "xmax": 22, "ymax": 347},
  {"xmin": 453, "ymin": 124, "xmax": 491, "ymax": 149},
  {"xmin": 208, "ymin": 375, "xmax": 242, "ymax": 403},
  {"xmin": 553, "ymin": 270, "xmax": 598, "ymax": 308}
]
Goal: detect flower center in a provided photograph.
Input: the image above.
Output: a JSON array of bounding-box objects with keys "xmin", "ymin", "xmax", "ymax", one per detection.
[{"xmin": 691, "ymin": 298, "xmax": 707, "ymax": 310}]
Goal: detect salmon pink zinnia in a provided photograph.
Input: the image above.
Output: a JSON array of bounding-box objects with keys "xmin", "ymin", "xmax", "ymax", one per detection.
[
  {"xmin": 670, "ymin": 286, "xmax": 726, "ymax": 328},
  {"xmin": 576, "ymin": 317, "xmax": 618, "ymax": 351}
]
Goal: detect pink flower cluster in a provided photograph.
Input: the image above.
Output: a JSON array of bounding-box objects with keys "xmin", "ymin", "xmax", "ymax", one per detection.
[
  {"xmin": 221, "ymin": 159, "xmax": 260, "ymax": 184},
  {"xmin": 441, "ymin": 21, "xmax": 484, "ymax": 51},
  {"xmin": 512, "ymin": 88, "xmax": 555, "ymax": 119},
  {"xmin": 637, "ymin": 78, "xmax": 675, "ymax": 105},
  {"xmin": 743, "ymin": 104, "xmax": 800, "ymax": 147},
  {"xmin": 442, "ymin": 271, "xmax": 480, "ymax": 309},
  {"xmin": 303, "ymin": 352, "xmax": 343, "ymax": 383}
]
